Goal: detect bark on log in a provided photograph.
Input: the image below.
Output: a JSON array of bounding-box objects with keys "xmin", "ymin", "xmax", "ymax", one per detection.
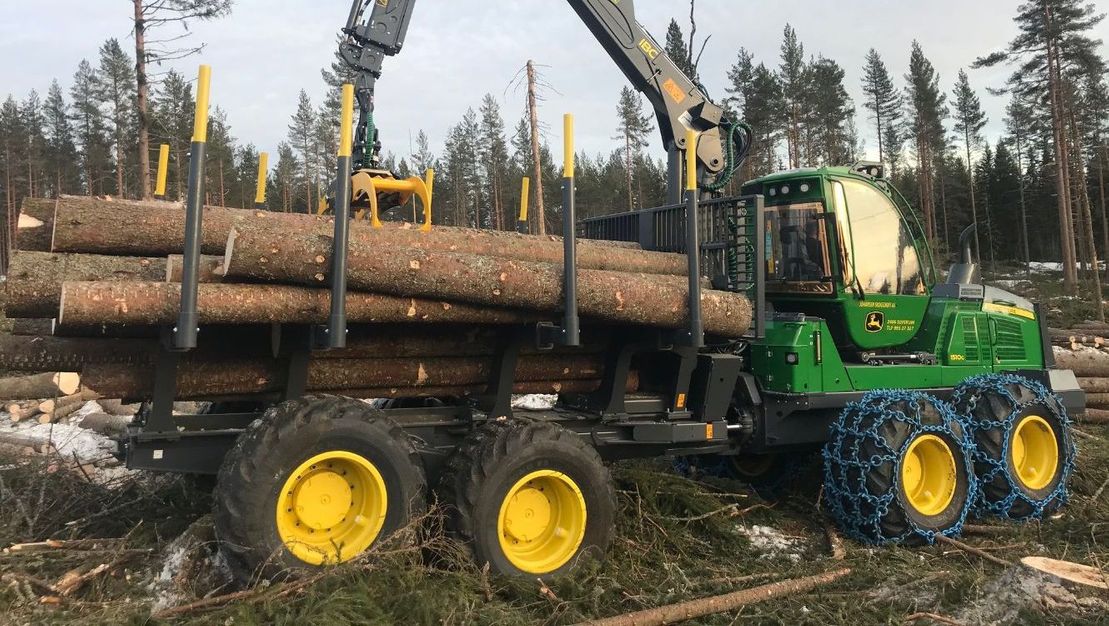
[
  {"xmin": 1078, "ymin": 378, "xmax": 1109, "ymax": 394},
  {"xmin": 82, "ymin": 355, "xmax": 607, "ymax": 399},
  {"xmin": 1052, "ymin": 346, "xmax": 1109, "ymax": 377},
  {"xmin": 51, "ymin": 197, "xmax": 682, "ymax": 275},
  {"xmin": 58, "ymin": 281, "xmax": 537, "ymax": 327},
  {"xmin": 2, "ymin": 250, "xmax": 165, "ymax": 318},
  {"xmin": 0, "ymin": 372, "xmax": 81, "ymax": 401},
  {"xmin": 1083, "ymin": 393, "xmax": 1109, "ymax": 408},
  {"xmin": 166, "ymin": 255, "xmax": 225, "ymax": 283},
  {"xmin": 224, "ymin": 230, "xmax": 752, "ymax": 337},
  {"xmin": 1078, "ymin": 408, "xmax": 1109, "ymax": 424},
  {"xmin": 9, "ymin": 318, "xmax": 53, "ymax": 336},
  {"xmin": 15, "ymin": 198, "xmax": 55, "ymax": 252},
  {"xmin": 0, "ymin": 335, "xmax": 157, "ymax": 372}
]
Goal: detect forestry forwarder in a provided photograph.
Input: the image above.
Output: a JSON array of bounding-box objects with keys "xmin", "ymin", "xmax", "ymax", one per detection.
[{"xmin": 133, "ymin": 0, "xmax": 1084, "ymax": 582}]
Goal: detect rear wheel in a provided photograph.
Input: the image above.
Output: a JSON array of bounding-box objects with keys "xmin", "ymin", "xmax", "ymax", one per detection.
[
  {"xmin": 439, "ymin": 418, "xmax": 616, "ymax": 577},
  {"xmin": 953, "ymin": 374, "xmax": 1074, "ymax": 519},
  {"xmin": 823, "ymin": 390, "xmax": 976, "ymax": 544},
  {"xmin": 213, "ymin": 396, "xmax": 427, "ymax": 582}
]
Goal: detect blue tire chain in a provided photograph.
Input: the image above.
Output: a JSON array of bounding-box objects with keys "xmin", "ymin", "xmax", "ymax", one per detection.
[
  {"xmin": 822, "ymin": 390, "xmax": 978, "ymax": 545},
  {"xmin": 951, "ymin": 373, "xmax": 1076, "ymax": 520}
]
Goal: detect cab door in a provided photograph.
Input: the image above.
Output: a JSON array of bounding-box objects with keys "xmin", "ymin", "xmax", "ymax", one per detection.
[{"xmin": 830, "ymin": 177, "xmax": 932, "ymax": 351}]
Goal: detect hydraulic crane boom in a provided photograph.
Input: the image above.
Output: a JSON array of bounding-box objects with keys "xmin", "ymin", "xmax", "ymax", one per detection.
[{"xmin": 340, "ymin": 0, "xmax": 748, "ymax": 193}]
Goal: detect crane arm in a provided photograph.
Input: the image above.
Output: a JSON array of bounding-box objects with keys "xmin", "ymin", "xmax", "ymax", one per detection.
[{"xmin": 341, "ymin": 0, "xmax": 746, "ymax": 187}]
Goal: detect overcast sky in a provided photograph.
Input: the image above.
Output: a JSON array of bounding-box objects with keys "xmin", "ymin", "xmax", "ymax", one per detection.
[{"xmin": 2, "ymin": 1, "xmax": 1106, "ymax": 166}]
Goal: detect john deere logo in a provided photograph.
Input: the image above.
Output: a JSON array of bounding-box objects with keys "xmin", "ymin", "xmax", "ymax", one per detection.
[{"xmin": 865, "ymin": 311, "xmax": 885, "ymax": 333}]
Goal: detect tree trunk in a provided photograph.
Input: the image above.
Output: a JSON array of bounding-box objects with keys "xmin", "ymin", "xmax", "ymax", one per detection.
[
  {"xmin": 1068, "ymin": 106, "xmax": 1104, "ymax": 321},
  {"xmin": 57, "ymin": 281, "xmax": 536, "ymax": 327},
  {"xmin": 1078, "ymin": 378, "xmax": 1109, "ymax": 393},
  {"xmin": 224, "ymin": 227, "xmax": 753, "ymax": 337},
  {"xmin": 526, "ymin": 60, "xmax": 547, "ymax": 236},
  {"xmin": 336, "ymin": 376, "xmax": 637, "ymax": 400},
  {"xmin": 50, "ymin": 197, "xmax": 682, "ymax": 275},
  {"xmin": 9, "ymin": 318, "xmax": 53, "ymax": 336},
  {"xmin": 133, "ymin": 0, "xmax": 151, "ymax": 200},
  {"xmin": 1099, "ymin": 142, "xmax": 1108, "ymax": 281},
  {"xmin": 1045, "ymin": 7, "xmax": 1077, "ymax": 291},
  {"xmin": 15, "ymin": 197, "xmax": 56, "ymax": 252},
  {"xmin": 1083, "ymin": 393, "xmax": 1109, "ymax": 408},
  {"xmin": 83, "ymin": 354, "xmax": 606, "ymax": 399},
  {"xmin": 0, "ymin": 372, "xmax": 81, "ymax": 401},
  {"xmin": 2, "ymin": 250, "xmax": 166, "ymax": 318},
  {"xmin": 966, "ymin": 133, "xmax": 982, "ymax": 258}
]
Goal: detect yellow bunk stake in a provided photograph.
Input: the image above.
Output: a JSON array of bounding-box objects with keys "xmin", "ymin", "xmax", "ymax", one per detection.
[
  {"xmin": 518, "ymin": 177, "xmax": 531, "ymax": 234},
  {"xmin": 563, "ymin": 114, "xmax": 575, "ymax": 179},
  {"xmin": 155, "ymin": 144, "xmax": 170, "ymax": 199},
  {"xmin": 255, "ymin": 151, "xmax": 269, "ymax": 207}
]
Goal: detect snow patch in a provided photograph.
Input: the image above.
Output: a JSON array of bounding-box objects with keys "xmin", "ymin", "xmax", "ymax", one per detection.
[
  {"xmin": 736, "ymin": 524, "xmax": 803, "ymax": 562},
  {"xmin": 512, "ymin": 394, "xmax": 558, "ymax": 411},
  {"xmin": 0, "ymin": 418, "xmax": 117, "ymax": 462}
]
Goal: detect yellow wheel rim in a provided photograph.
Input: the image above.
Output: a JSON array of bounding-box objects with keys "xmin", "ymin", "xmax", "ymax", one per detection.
[
  {"xmin": 1011, "ymin": 415, "xmax": 1059, "ymax": 491},
  {"xmin": 275, "ymin": 451, "xmax": 388, "ymax": 566},
  {"xmin": 900, "ymin": 434, "xmax": 958, "ymax": 517},
  {"xmin": 497, "ymin": 470, "xmax": 587, "ymax": 574}
]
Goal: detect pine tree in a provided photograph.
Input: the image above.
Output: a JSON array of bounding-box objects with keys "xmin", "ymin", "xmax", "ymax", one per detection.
[
  {"xmin": 861, "ymin": 49, "xmax": 902, "ymax": 164},
  {"xmin": 205, "ymin": 107, "xmax": 236, "ymax": 207},
  {"xmin": 905, "ymin": 41, "xmax": 948, "ymax": 248},
  {"xmin": 43, "ymin": 81, "xmax": 77, "ymax": 196},
  {"xmin": 0, "ymin": 97, "xmax": 24, "ymax": 212},
  {"xmin": 70, "ymin": 59, "xmax": 111, "ymax": 197},
  {"xmin": 288, "ymin": 91, "xmax": 318, "ymax": 213},
  {"xmin": 1004, "ymin": 93, "xmax": 1036, "ymax": 270},
  {"xmin": 412, "ymin": 130, "xmax": 433, "ymax": 173},
  {"xmin": 976, "ymin": 0, "xmax": 1106, "ymax": 292},
  {"xmin": 952, "ymin": 69, "xmax": 988, "ymax": 258},
  {"xmin": 614, "ymin": 86, "xmax": 653, "ymax": 211},
  {"xmin": 745, "ymin": 64, "xmax": 785, "ymax": 175},
  {"xmin": 132, "ymin": 0, "xmax": 232, "ymax": 199},
  {"xmin": 478, "ymin": 95, "xmax": 509, "ymax": 229},
  {"xmin": 96, "ymin": 39, "xmax": 136, "ymax": 198},
  {"xmin": 778, "ymin": 25, "xmax": 807, "ymax": 168},
  {"xmin": 151, "ymin": 70, "xmax": 194, "ymax": 200}
]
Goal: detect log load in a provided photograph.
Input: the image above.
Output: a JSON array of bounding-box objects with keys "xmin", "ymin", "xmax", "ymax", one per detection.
[
  {"xmin": 82, "ymin": 355, "xmax": 610, "ymax": 399},
  {"xmin": 223, "ymin": 229, "xmax": 753, "ymax": 337},
  {"xmin": 1084, "ymin": 393, "xmax": 1109, "ymax": 408},
  {"xmin": 51, "ymin": 197, "xmax": 686, "ymax": 275},
  {"xmin": 9, "ymin": 318, "xmax": 53, "ymax": 336},
  {"xmin": 1, "ymin": 250, "xmax": 165, "ymax": 318},
  {"xmin": 58, "ymin": 282, "xmax": 538, "ymax": 327},
  {"xmin": 15, "ymin": 198, "xmax": 56, "ymax": 252},
  {"xmin": 1053, "ymin": 346, "xmax": 1109, "ymax": 378},
  {"xmin": 0, "ymin": 327, "xmax": 605, "ymax": 373},
  {"xmin": 0, "ymin": 372, "xmax": 81, "ymax": 401},
  {"xmin": 1077, "ymin": 378, "xmax": 1109, "ymax": 394}
]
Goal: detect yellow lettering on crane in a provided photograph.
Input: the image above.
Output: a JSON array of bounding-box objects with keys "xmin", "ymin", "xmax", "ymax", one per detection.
[{"xmin": 638, "ymin": 38, "xmax": 660, "ymax": 60}]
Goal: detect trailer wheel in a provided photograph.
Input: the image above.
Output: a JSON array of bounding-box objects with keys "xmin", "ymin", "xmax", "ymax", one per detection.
[
  {"xmin": 439, "ymin": 418, "xmax": 616, "ymax": 578},
  {"xmin": 213, "ymin": 396, "xmax": 427, "ymax": 582},
  {"xmin": 675, "ymin": 452, "xmax": 813, "ymax": 499},
  {"xmin": 953, "ymin": 374, "xmax": 1075, "ymax": 520},
  {"xmin": 823, "ymin": 390, "xmax": 976, "ymax": 545}
]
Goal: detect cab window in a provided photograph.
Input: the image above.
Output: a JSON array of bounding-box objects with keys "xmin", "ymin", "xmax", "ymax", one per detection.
[
  {"xmin": 835, "ymin": 179, "xmax": 926, "ymax": 296},
  {"xmin": 766, "ymin": 201, "xmax": 833, "ymax": 295}
]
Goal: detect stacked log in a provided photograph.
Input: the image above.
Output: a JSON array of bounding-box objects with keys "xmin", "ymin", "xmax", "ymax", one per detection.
[{"xmin": 2, "ymin": 196, "xmax": 746, "ymax": 403}]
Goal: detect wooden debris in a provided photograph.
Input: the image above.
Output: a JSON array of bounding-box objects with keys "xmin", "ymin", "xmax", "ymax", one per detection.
[
  {"xmin": 572, "ymin": 568, "xmax": 851, "ymax": 626},
  {"xmin": 1021, "ymin": 556, "xmax": 1109, "ymax": 590},
  {"xmin": 935, "ymin": 535, "xmax": 1013, "ymax": 567},
  {"xmin": 0, "ymin": 372, "xmax": 81, "ymax": 401}
]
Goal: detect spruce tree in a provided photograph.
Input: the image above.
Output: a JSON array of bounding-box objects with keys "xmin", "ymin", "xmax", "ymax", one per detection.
[
  {"xmin": 664, "ymin": 20, "xmax": 696, "ymax": 80},
  {"xmin": 745, "ymin": 64, "xmax": 785, "ymax": 175},
  {"xmin": 0, "ymin": 97, "xmax": 24, "ymax": 212},
  {"xmin": 21, "ymin": 91, "xmax": 47, "ymax": 199},
  {"xmin": 804, "ymin": 57, "xmax": 855, "ymax": 166},
  {"xmin": 151, "ymin": 70, "xmax": 194, "ymax": 200},
  {"xmin": 288, "ymin": 91, "xmax": 318, "ymax": 213},
  {"xmin": 96, "ymin": 39, "xmax": 136, "ymax": 198},
  {"xmin": 70, "ymin": 59, "xmax": 110, "ymax": 197},
  {"xmin": 778, "ymin": 25, "xmax": 807, "ymax": 168},
  {"xmin": 614, "ymin": 86, "xmax": 653, "ymax": 211},
  {"xmin": 952, "ymin": 69, "xmax": 988, "ymax": 258},
  {"xmin": 43, "ymin": 81, "xmax": 77, "ymax": 196},
  {"xmin": 478, "ymin": 95, "xmax": 509, "ymax": 230},
  {"xmin": 272, "ymin": 142, "xmax": 299, "ymax": 212},
  {"xmin": 861, "ymin": 49, "xmax": 902, "ymax": 164}
]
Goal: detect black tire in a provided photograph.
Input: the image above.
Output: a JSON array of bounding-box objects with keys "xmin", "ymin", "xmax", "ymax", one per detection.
[
  {"xmin": 823, "ymin": 390, "xmax": 976, "ymax": 545},
  {"xmin": 439, "ymin": 418, "xmax": 616, "ymax": 578},
  {"xmin": 676, "ymin": 451, "xmax": 814, "ymax": 500},
  {"xmin": 953, "ymin": 374, "xmax": 1075, "ymax": 520},
  {"xmin": 213, "ymin": 396, "xmax": 427, "ymax": 583}
]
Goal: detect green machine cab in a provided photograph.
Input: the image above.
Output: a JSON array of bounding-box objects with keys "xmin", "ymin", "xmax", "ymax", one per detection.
[{"xmin": 739, "ymin": 164, "xmax": 1081, "ymax": 451}]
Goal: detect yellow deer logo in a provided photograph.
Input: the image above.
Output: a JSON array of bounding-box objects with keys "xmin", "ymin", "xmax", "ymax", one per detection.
[{"xmin": 865, "ymin": 312, "xmax": 885, "ymax": 333}]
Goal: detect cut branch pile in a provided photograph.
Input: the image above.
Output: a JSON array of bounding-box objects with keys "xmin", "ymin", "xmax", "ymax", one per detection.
[{"xmin": 0, "ymin": 196, "xmax": 743, "ymax": 402}]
